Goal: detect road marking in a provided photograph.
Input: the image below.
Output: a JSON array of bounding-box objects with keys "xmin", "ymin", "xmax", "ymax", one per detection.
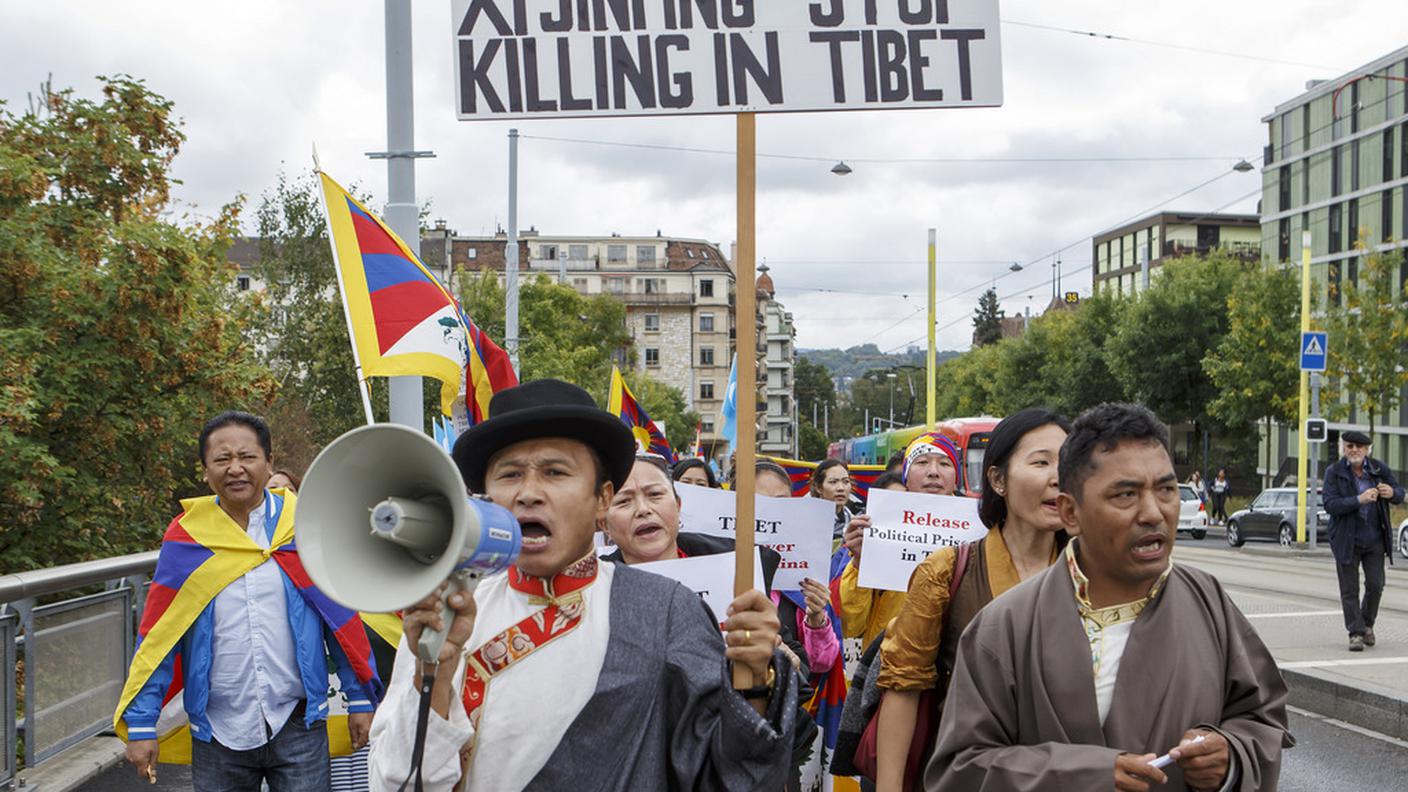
[
  {"xmin": 1288, "ymin": 705, "xmax": 1408, "ymax": 749},
  {"xmin": 1244, "ymin": 610, "xmax": 1342, "ymax": 619},
  {"xmin": 1279, "ymin": 656, "xmax": 1408, "ymax": 668}
]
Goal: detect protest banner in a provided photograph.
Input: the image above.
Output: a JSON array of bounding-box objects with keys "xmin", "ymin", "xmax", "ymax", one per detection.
[
  {"xmin": 857, "ymin": 487, "xmax": 986, "ymax": 592},
  {"xmin": 675, "ymin": 483, "xmax": 835, "ymax": 590},
  {"xmin": 452, "ymin": 0, "xmax": 1003, "ymax": 120},
  {"xmin": 636, "ymin": 549, "xmax": 764, "ymax": 626}
]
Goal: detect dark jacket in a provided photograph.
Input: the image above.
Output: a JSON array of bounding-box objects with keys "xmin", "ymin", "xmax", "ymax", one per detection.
[
  {"xmin": 1323, "ymin": 455, "xmax": 1404, "ymax": 564},
  {"xmin": 603, "ymin": 532, "xmax": 810, "ymax": 678}
]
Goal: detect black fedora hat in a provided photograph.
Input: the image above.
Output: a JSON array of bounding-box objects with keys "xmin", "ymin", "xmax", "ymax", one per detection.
[{"xmin": 452, "ymin": 379, "xmax": 635, "ymax": 492}]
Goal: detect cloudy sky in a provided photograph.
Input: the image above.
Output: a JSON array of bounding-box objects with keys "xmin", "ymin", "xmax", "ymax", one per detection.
[{"xmin": 4, "ymin": 1, "xmax": 1405, "ymax": 352}]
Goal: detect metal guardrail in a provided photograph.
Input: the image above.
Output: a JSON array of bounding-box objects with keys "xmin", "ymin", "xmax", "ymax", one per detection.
[{"xmin": 0, "ymin": 551, "xmax": 157, "ymax": 789}]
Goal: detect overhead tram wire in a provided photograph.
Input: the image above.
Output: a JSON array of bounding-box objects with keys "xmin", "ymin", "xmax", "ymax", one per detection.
[
  {"xmin": 1001, "ymin": 19, "xmax": 1346, "ymax": 72},
  {"xmin": 515, "ymin": 133, "xmax": 1245, "ymax": 166}
]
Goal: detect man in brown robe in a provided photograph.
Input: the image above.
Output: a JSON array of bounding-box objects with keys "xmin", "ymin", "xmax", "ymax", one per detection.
[{"xmin": 928, "ymin": 403, "xmax": 1293, "ymax": 791}]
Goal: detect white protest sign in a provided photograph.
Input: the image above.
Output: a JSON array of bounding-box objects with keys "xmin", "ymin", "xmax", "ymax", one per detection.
[
  {"xmin": 675, "ymin": 483, "xmax": 835, "ymax": 591},
  {"xmin": 857, "ymin": 487, "xmax": 986, "ymax": 592},
  {"xmin": 452, "ymin": 0, "xmax": 1003, "ymax": 120},
  {"xmin": 636, "ymin": 548, "xmax": 764, "ymax": 625}
]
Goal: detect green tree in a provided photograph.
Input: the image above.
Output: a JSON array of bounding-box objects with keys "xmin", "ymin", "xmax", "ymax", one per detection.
[
  {"xmin": 1203, "ymin": 261, "xmax": 1301, "ymax": 483},
  {"xmin": 972, "ymin": 288, "xmax": 1004, "ymax": 347},
  {"xmin": 934, "ymin": 342, "xmax": 1006, "ymax": 417},
  {"xmin": 1324, "ymin": 243, "xmax": 1408, "ymax": 440},
  {"xmin": 0, "ymin": 77, "xmax": 272, "ymax": 572},
  {"xmin": 794, "ymin": 356, "xmax": 837, "ymax": 425},
  {"xmin": 249, "ymin": 170, "xmax": 392, "ymax": 471},
  {"xmin": 1107, "ymin": 254, "xmax": 1245, "ymax": 429}
]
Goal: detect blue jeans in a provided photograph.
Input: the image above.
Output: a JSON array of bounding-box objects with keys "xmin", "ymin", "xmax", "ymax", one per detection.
[{"xmin": 190, "ymin": 708, "xmax": 331, "ymax": 792}]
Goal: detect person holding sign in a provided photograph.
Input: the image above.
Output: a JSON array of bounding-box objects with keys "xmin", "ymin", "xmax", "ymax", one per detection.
[
  {"xmin": 872, "ymin": 409, "xmax": 1072, "ymax": 791},
  {"xmin": 838, "ymin": 432, "xmax": 964, "ymax": 646},
  {"xmin": 928, "ymin": 404, "xmax": 1292, "ymax": 791},
  {"xmin": 368, "ymin": 380, "xmax": 797, "ymax": 790},
  {"xmin": 810, "ymin": 459, "xmax": 855, "ymax": 542}
]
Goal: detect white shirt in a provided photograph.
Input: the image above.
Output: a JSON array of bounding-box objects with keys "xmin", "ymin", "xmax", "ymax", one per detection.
[
  {"xmin": 205, "ymin": 494, "xmax": 304, "ymax": 750},
  {"xmin": 1093, "ymin": 620, "xmax": 1134, "ymax": 725},
  {"xmin": 368, "ymin": 562, "xmax": 614, "ymax": 792}
]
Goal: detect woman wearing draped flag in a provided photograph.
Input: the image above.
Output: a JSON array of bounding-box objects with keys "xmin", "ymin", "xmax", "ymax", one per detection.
[{"xmin": 116, "ymin": 412, "xmax": 381, "ymax": 790}]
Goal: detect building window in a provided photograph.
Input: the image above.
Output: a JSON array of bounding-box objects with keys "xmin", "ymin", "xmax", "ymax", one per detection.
[
  {"xmin": 1384, "ymin": 126, "xmax": 1395, "ymax": 184},
  {"xmin": 1351, "ymin": 139, "xmax": 1360, "ymax": 192},
  {"xmin": 1347, "ymin": 199, "xmax": 1359, "ymax": 247},
  {"xmin": 699, "ymin": 313, "xmax": 715, "ymax": 332},
  {"xmin": 645, "ymin": 348, "xmax": 660, "ymax": 367},
  {"xmin": 1302, "ymin": 104, "xmax": 1311, "ymax": 153},
  {"xmin": 700, "ymin": 382, "xmax": 714, "ymax": 400},
  {"xmin": 637, "ymin": 246, "xmax": 657, "ymax": 268},
  {"xmin": 700, "ymin": 279, "xmax": 714, "ymax": 297},
  {"xmin": 1280, "ymin": 112, "xmax": 1292, "ymax": 157},
  {"xmin": 1331, "ymin": 145, "xmax": 1342, "ymax": 197},
  {"xmin": 700, "ymin": 346, "xmax": 715, "ymax": 366},
  {"xmin": 686, "ymin": 249, "xmax": 695, "ymax": 258},
  {"xmin": 607, "ymin": 244, "xmax": 627, "ymax": 263},
  {"xmin": 539, "ymin": 244, "xmax": 559, "ymax": 259},
  {"xmin": 1402, "ymin": 122, "xmax": 1408, "ymax": 178},
  {"xmin": 605, "ymin": 277, "xmax": 626, "ymax": 294},
  {"xmin": 1383, "ymin": 190, "xmax": 1394, "ymax": 244},
  {"xmin": 1278, "ymin": 218, "xmax": 1290, "ymax": 262},
  {"xmin": 644, "ymin": 313, "xmax": 660, "ymax": 332},
  {"xmin": 1350, "ymin": 81, "xmax": 1360, "ymax": 134},
  {"xmin": 572, "ymin": 278, "xmax": 588, "ymax": 293},
  {"xmin": 467, "ymin": 247, "xmax": 477, "ymax": 259},
  {"xmin": 569, "ymin": 244, "xmax": 589, "ymax": 261},
  {"xmin": 1278, "ymin": 166, "xmax": 1291, "ymax": 212},
  {"xmin": 1302, "ymin": 159, "xmax": 1310, "ymax": 206},
  {"xmin": 1329, "ymin": 203, "xmax": 1343, "ymax": 254},
  {"xmin": 237, "ymin": 275, "xmax": 251, "ymax": 291},
  {"xmin": 639, "ymin": 278, "xmax": 664, "ymax": 294}
]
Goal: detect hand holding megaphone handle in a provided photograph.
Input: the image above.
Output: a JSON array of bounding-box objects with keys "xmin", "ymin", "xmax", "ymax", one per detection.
[{"xmin": 417, "ymin": 569, "xmax": 474, "ymax": 664}]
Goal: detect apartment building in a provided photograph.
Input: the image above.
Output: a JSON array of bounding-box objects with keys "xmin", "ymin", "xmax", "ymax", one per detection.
[{"xmin": 1092, "ymin": 212, "xmax": 1261, "ymax": 297}]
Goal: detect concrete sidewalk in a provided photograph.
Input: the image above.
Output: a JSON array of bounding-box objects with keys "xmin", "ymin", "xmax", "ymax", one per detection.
[{"xmin": 1177, "ymin": 544, "xmax": 1408, "ymax": 741}]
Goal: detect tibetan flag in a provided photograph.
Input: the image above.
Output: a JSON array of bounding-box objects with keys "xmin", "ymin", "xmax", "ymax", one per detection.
[
  {"xmin": 318, "ymin": 170, "xmax": 469, "ymax": 415},
  {"xmin": 849, "ymin": 464, "xmax": 888, "ymax": 501},
  {"xmin": 457, "ymin": 304, "xmax": 517, "ymax": 425},
  {"xmin": 608, "ymin": 366, "xmax": 675, "ymax": 463},
  {"xmin": 113, "ymin": 491, "xmax": 381, "ymax": 762},
  {"xmin": 762, "ymin": 456, "xmax": 818, "ymax": 497}
]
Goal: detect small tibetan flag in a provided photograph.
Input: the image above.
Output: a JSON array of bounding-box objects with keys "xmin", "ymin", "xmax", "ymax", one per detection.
[{"xmin": 608, "ymin": 366, "xmax": 675, "ymax": 463}]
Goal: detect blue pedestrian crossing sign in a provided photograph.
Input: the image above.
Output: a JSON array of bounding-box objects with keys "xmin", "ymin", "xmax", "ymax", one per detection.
[{"xmin": 1300, "ymin": 331, "xmax": 1327, "ymax": 371}]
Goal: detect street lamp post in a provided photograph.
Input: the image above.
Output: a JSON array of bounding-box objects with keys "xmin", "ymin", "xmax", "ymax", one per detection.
[{"xmin": 887, "ymin": 372, "xmax": 897, "ymax": 428}]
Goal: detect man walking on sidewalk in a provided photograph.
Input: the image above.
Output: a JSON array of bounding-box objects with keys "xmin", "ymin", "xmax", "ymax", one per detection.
[{"xmin": 1323, "ymin": 430, "xmax": 1404, "ymax": 652}]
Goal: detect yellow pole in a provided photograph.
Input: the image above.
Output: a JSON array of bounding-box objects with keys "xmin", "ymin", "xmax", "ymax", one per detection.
[
  {"xmin": 927, "ymin": 228, "xmax": 937, "ymax": 429},
  {"xmin": 732, "ymin": 112, "xmax": 757, "ymax": 690},
  {"xmin": 1295, "ymin": 230, "xmax": 1311, "ymax": 543}
]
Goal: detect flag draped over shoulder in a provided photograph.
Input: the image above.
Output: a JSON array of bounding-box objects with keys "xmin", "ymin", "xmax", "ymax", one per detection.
[
  {"xmin": 608, "ymin": 366, "xmax": 675, "ymax": 463},
  {"xmin": 113, "ymin": 491, "xmax": 381, "ymax": 761},
  {"xmin": 319, "ymin": 170, "xmax": 515, "ymax": 416}
]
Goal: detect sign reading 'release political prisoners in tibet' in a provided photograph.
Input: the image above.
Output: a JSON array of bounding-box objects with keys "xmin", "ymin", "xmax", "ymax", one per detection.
[
  {"xmin": 452, "ymin": 0, "xmax": 1003, "ymax": 120},
  {"xmin": 858, "ymin": 487, "xmax": 986, "ymax": 592}
]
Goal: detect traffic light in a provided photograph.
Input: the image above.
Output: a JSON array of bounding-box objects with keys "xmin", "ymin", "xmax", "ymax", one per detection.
[{"xmin": 1305, "ymin": 418, "xmax": 1327, "ymax": 443}]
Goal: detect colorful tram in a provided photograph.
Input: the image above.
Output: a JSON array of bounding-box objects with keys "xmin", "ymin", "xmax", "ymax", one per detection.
[{"xmin": 826, "ymin": 416, "xmax": 999, "ymax": 498}]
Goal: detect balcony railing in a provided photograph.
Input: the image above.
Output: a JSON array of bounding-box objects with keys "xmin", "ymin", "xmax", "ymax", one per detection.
[
  {"xmin": 1161, "ymin": 240, "xmax": 1261, "ymax": 259},
  {"xmin": 621, "ymin": 292, "xmax": 694, "ymax": 306},
  {"xmin": 529, "ymin": 257, "xmax": 597, "ymax": 271}
]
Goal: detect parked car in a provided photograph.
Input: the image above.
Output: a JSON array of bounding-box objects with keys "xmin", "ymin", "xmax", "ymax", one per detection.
[
  {"xmin": 1226, "ymin": 487, "xmax": 1329, "ymax": 547},
  {"xmin": 1398, "ymin": 516, "xmax": 1408, "ymax": 560},
  {"xmin": 1177, "ymin": 484, "xmax": 1208, "ymax": 539}
]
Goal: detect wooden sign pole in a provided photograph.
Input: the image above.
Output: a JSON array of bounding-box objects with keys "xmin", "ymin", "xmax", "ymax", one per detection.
[{"xmin": 732, "ymin": 111, "xmax": 758, "ymax": 690}]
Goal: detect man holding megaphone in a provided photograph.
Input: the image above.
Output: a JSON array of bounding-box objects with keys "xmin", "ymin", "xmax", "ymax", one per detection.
[{"xmin": 365, "ymin": 380, "xmax": 797, "ymax": 790}]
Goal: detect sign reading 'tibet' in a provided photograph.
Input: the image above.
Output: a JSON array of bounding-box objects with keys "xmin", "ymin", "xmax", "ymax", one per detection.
[{"xmin": 452, "ymin": 0, "xmax": 1003, "ymax": 120}]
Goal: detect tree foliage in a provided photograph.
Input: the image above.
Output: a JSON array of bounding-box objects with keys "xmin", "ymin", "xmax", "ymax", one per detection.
[
  {"xmin": 1204, "ymin": 261, "xmax": 1301, "ymax": 429},
  {"xmin": 0, "ymin": 77, "xmax": 271, "ymax": 572},
  {"xmin": 1324, "ymin": 243, "xmax": 1408, "ymax": 439},
  {"xmin": 971, "ymin": 288, "xmax": 1004, "ymax": 347},
  {"xmin": 1107, "ymin": 254, "xmax": 1246, "ymax": 428}
]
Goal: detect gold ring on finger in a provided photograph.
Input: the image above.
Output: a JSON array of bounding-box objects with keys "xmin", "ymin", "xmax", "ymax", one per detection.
[{"xmin": 745, "ymin": 629, "xmax": 751, "ymax": 643}]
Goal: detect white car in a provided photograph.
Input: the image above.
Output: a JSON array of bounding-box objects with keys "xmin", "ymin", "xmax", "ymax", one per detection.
[
  {"xmin": 1399, "ymin": 516, "xmax": 1408, "ymax": 560},
  {"xmin": 1178, "ymin": 484, "xmax": 1209, "ymax": 540}
]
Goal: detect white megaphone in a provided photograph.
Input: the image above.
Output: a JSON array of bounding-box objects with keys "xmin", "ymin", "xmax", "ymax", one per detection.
[{"xmin": 296, "ymin": 423, "xmax": 521, "ymax": 663}]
